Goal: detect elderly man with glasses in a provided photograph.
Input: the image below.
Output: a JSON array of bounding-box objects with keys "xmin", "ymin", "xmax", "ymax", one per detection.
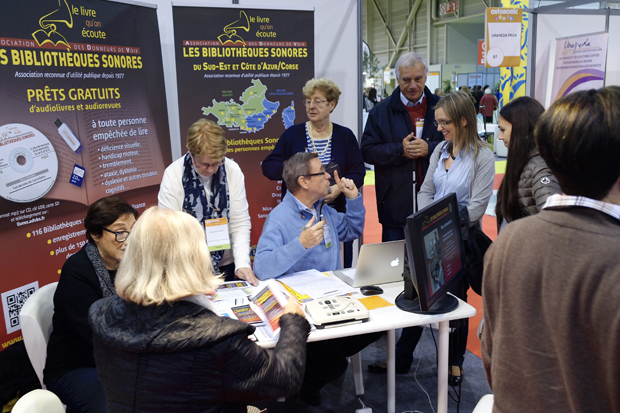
[
  {"xmin": 254, "ymin": 151, "xmax": 364, "ymax": 279},
  {"xmin": 254, "ymin": 152, "xmax": 378, "ymax": 407},
  {"xmin": 158, "ymin": 118, "xmax": 258, "ymax": 285}
]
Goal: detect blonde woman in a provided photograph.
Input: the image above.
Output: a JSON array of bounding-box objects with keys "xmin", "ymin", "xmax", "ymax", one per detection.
[
  {"xmin": 262, "ymin": 77, "xmax": 365, "ymax": 267},
  {"xmin": 158, "ymin": 118, "xmax": 257, "ymax": 285},
  {"xmin": 396, "ymin": 91, "xmax": 495, "ymax": 384},
  {"xmin": 89, "ymin": 207, "xmax": 310, "ymax": 412}
]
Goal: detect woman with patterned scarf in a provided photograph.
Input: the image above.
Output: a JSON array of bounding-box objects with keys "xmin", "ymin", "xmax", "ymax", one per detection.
[
  {"xmin": 158, "ymin": 118, "xmax": 258, "ymax": 286},
  {"xmin": 44, "ymin": 196, "xmax": 138, "ymax": 413}
]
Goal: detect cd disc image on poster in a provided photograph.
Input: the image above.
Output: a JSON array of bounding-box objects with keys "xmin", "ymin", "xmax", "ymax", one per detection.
[{"xmin": 0, "ymin": 123, "xmax": 58, "ymax": 203}]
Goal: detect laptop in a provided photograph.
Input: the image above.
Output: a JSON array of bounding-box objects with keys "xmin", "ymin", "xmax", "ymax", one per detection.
[{"xmin": 334, "ymin": 240, "xmax": 406, "ymax": 287}]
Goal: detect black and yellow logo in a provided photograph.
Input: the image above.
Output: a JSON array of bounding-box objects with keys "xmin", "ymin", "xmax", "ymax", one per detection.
[
  {"xmin": 32, "ymin": 0, "xmax": 73, "ymax": 51},
  {"xmin": 218, "ymin": 10, "xmax": 250, "ymax": 46}
]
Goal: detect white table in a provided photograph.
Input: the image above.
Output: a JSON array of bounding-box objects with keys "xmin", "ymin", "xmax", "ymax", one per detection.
[{"xmin": 257, "ymin": 278, "xmax": 476, "ymax": 413}]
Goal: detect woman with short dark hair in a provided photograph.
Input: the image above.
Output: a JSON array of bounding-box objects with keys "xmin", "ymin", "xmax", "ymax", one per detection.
[{"xmin": 45, "ymin": 196, "xmax": 138, "ymax": 413}]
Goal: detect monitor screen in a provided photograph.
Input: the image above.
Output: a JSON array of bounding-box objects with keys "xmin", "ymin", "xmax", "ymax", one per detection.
[{"xmin": 398, "ymin": 193, "xmax": 467, "ymax": 314}]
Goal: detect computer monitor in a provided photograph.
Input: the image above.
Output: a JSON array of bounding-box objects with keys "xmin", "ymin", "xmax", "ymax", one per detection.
[{"xmin": 396, "ymin": 193, "xmax": 467, "ymax": 314}]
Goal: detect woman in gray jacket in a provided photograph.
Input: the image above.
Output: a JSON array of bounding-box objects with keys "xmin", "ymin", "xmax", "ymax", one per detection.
[
  {"xmin": 495, "ymin": 97, "xmax": 561, "ymax": 233},
  {"xmin": 395, "ymin": 91, "xmax": 495, "ymax": 387}
]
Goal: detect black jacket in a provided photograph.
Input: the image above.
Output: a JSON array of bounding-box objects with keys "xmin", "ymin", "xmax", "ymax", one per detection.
[
  {"xmin": 44, "ymin": 246, "xmax": 109, "ymax": 384},
  {"xmin": 89, "ymin": 295, "xmax": 310, "ymax": 413},
  {"xmin": 361, "ymin": 86, "xmax": 444, "ymax": 228}
]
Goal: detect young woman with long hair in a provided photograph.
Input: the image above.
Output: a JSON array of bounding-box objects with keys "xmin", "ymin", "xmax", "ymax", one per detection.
[{"xmin": 495, "ymin": 97, "xmax": 561, "ymax": 232}]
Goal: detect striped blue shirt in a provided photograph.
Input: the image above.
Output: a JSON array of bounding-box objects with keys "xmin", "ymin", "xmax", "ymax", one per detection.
[{"xmin": 305, "ymin": 122, "xmax": 332, "ymax": 165}]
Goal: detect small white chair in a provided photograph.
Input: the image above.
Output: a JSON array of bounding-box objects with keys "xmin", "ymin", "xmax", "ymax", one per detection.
[
  {"xmin": 19, "ymin": 282, "xmax": 58, "ymax": 387},
  {"xmin": 11, "ymin": 389, "xmax": 65, "ymax": 413},
  {"xmin": 472, "ymin": 394, "xmax": 494, "ymax": 413}
]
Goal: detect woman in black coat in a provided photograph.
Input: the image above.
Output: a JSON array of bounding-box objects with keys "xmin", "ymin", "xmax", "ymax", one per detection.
[{"xmin": 89, "ymin": 207, "xmax": 310, "ymax": 413}]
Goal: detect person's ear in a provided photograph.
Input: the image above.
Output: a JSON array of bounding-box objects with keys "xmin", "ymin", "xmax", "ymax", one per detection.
[
  {"xmin": 298, "ymin": 176, "xmax": 309, "ymax": 190},
  {"xmin": 91, "ymin": 232, "xmax": 102, "ymax": 246},
  {"xmin": 460, "ymin": 116, "xmax": 467, "ymax": 128}
]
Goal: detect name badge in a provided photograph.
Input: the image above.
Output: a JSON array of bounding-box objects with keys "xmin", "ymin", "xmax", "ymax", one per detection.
[
  {"xmin": 324, "ymin": 224, "xmax": 332, "ymax": 249},
  {"xmin": 204, "ymin": 217, "xmax": 231, "ymax": 251}
]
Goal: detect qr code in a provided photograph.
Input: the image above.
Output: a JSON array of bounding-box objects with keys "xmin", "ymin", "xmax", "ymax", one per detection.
[{"xmin": 2, "ymin": 281, "xmax": 39, "ymax": 335}]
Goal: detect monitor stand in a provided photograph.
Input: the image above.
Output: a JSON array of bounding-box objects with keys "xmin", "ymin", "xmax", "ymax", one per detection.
[{"xmin": 395, "ymin": 275, "xmax": 459, "ymax": 315}]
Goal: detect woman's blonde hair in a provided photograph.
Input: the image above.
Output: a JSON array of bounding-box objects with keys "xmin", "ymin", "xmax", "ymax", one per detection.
[
  {"xmin": 302, "ymin": 77, "xmax": 341, "ymax": 110},
  {"xmin": 435, "ymin": 91, "xmax": 485, "ymax": 157},
  {"xmin": 186, "ymin": 118, "xmax": 227, "ymax": 159},
  {"xmin": 115, "ymin": 207, "xmax": 220, "ymax": 305}
]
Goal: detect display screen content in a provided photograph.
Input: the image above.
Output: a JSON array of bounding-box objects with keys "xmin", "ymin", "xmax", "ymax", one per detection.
[
  {"xmin": 421, "ymin": 205, "xmax": 463, "ymax": 297},
  {"xmin": 398, "ymin": 192, "xmax": 467, "ymax": 314}
]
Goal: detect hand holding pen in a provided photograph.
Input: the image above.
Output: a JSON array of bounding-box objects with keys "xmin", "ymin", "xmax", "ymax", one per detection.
[{"xmin": 299, "ymin": 215, "xmax": 325, "ymax": 249}]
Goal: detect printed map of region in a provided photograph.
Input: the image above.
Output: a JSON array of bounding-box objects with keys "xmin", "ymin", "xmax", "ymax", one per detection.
[{"xmin": 202, "ymin": 79, "xmax": 295, "ymax": 133}]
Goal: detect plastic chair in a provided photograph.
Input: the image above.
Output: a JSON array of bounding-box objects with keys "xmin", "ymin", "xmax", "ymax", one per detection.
[
  {"xmin": 19, "ymin": 282, "xmax": 58, "ymax": 387},
  {"xmin": 11, "ymin": 389, "xmax": 65, "ymax": 413},
  {"xmin": 472, "ymin": 394, "xmax": 494, "ymax": 413}
]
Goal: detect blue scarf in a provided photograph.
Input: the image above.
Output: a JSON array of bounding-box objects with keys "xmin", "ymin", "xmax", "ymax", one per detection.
[{"xmin": 181, "ymin": 152, "xmax": 230, "ymax": 272}]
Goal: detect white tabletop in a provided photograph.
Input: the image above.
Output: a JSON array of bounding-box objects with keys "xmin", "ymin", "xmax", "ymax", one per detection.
[{"xmin": 257, "ymin": 278, "xmax": 476, "ymax": 346}]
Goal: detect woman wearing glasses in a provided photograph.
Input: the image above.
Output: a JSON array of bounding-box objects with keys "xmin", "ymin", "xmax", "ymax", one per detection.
[
  {"xmin": 44, "ymin": 196, "xmax": 138, "ymax": 413},
  {"xmin": 419, "ymin": 90, "xmax": 494, "ymax": 384},
  {"xmin": 158, "ymin": 119, "xmax": 258, "ymax": 286},
  {"xmin": 261, "ymin": 77, "xmax": 365, "ymax": 266}
]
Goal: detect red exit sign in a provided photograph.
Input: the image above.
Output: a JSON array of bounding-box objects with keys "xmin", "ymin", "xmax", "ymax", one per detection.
[{"xmin": 439, "ymin": 0, "xmax": 458, "ymax": 15}]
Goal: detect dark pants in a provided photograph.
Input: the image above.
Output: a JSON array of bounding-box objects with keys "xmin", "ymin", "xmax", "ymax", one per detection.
[
  {"xmin": 381, "ymin": 225, "xmax": 405, "ymax": 243},
  {"xmin": 304, "ymin": 333, "xmax": 382, "ymax": 391},
  {"xmin": 47, "ymin": 367, "xmax": 107, "ymax": 413},
  {"xmin": 449, "ymin": 319, "xmax": 469, "ymax": 368},
  {"xmin": 343, "ymin": 240, "xmax": 353, "ymax": 268}
]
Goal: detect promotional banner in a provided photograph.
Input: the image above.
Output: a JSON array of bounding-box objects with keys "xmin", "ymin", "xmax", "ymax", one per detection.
[
  {"xmin": 485, "ymin": 7, "xmax": 522, "ymax": 68},
  {"xmin": 478, "ymin": 40, "xmax": 486, "ymax": 66},
  {"xmin": 0, "ymin": 0, "xmax": 171, "ymax": 348},
  {"xmin": 549, "ymin": 32, "xmax": 609, "ymax": 104},
  {"xmin": 497, "ymin": 0, "xmax": 530, "ymax": 110},
  {"xmin": 173, "ymin": 6, "xmax": 314, "ymax": 259}
]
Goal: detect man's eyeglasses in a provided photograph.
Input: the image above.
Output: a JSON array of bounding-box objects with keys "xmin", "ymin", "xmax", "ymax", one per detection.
[
  {"xmin": 303, "ymin": 169, "xmax": 327, "ymax": 178},
  {"xmin": 192, "ymin": 155, "xmax": 224, "ymax": 170},
  {"xmin": 102, "ymin": 227, "xmax": 130, "ymax": 242},
  {"xmin": 433, "ymin": 120, "xmax": 453, "ymax": 128},
  {"xmin": 303, "ymin": 99, "xmax": 329, "ymax": 107}
]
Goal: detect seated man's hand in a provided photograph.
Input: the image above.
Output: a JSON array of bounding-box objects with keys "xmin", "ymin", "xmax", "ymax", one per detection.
[
  {"xmin": 333, "ymin": 170, "xmax": 358, "ymax": 199},
  {"xmin": 299, "ymin": 216, "xmax": 325, "ymax": 249},
  {"xmin": 235, "ymin": 267, "xmax": 259, "ymax": 286}
]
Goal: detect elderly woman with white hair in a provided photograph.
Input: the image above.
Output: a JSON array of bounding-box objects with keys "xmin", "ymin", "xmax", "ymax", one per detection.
[
  {"xmin": 479, "ymin": 88, "xmax": 498, "ymax": 123},
  {"xmin": 88, "ymin": 207, "xmax": 310, "ymax": 413}
]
